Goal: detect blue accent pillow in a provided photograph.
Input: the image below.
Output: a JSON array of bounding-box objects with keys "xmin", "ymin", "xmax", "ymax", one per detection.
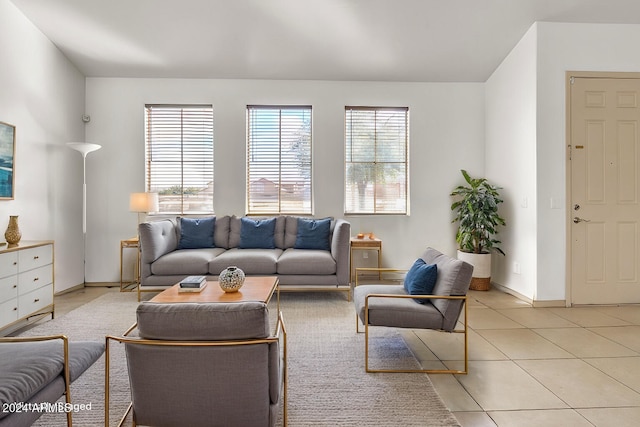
[
  {"xmin": 239, "ymin": 217, "xmax": 276, "ymax": 249},
  {"xmin": 178, "ymin": 217, "xmax": 216, "ymax": 249},
  {"xmin": 294, "ymin": 218, "xmax": 331, "ymax": 250},
  {"xmin": 403, "ymin": 259, "xmax": 438, "ymax": 304}
]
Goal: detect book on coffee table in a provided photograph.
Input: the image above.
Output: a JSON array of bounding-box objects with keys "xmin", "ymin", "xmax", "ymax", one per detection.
[
  {"xmin": 180, "ymin": 275, "xmax": 207, "ymax": 288},
  {"xmin": 178, "ymin": 281, "xmax": 208, "ymax": 293}
]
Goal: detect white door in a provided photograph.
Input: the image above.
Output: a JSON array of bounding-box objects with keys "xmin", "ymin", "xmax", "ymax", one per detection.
[{"xmin": 570, "ymin": 76, "xmax": 640, "ymax": 305}]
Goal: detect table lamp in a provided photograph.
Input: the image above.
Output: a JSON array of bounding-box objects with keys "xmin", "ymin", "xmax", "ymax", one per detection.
[{"xmin": 129, "ymin": 192, "xmax": 159, "ymax": 233}]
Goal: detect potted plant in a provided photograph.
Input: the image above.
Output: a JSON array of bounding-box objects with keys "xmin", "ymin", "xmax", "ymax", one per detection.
[{"xmin": 450, "ymin": 170, "xmax": 506, "ymax": 290}]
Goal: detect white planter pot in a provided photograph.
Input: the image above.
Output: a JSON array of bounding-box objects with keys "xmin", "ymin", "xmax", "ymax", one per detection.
[{"xmin": 457, "ymin": 250, "xmax": 492, "ymax": 291}]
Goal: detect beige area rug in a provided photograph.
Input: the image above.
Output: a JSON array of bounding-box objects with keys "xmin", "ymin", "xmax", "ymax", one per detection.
[{"xmin": 20, "ymin": 290, "xmax": 459, "ymax": 426}]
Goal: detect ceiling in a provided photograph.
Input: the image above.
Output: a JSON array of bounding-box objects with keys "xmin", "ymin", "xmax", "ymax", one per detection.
[{"xmin": 10, "ymin": 0, "xmax": 640, "ymax": 82}]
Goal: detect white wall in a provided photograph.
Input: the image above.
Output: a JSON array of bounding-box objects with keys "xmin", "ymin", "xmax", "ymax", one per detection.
[
  {"xmin": 84, "ymin": 78, "xmax": 485, "ymax": 282},
  {"xmin": 0, "ymin": 0, "xmax": 86, "ymax": 293},
  {"xmin": 485, "ymin": 24, "xmax": 538, "ymax": 299},
  {"xmin": 536, "ymin": 22, "xmax": 640, "ymax": 302},
  {"xmin": 7, "ymin": 7, "xmax": 640, "ymax": 303}
]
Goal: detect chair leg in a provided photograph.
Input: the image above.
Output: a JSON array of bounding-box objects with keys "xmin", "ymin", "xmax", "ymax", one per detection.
[
  {"xmin": 105, "ymin": 337, "xmax": 136, "ymax": 426},
  {"xmin": 62, "ymin": 339, "xmax": 72, "ymax": 427},
  {"xmin": 364, "ymin": 302, "xmax": 469, "ymax": 375}
]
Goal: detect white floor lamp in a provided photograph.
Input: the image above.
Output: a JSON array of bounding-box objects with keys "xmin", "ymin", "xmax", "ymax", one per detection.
[{"xmin": 67, "ymin": 142, "xmax": 101, "ymax": 283}]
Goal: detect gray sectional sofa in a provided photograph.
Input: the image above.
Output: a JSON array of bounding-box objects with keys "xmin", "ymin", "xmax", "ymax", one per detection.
[{"xmin": 138, "ymin": 215, "xmax": 351, "ymax": 294}]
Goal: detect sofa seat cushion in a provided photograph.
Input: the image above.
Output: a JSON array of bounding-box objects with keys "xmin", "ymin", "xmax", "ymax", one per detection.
[
  {"xmin": 353, "ymin": 284, "xmax": 444, "ymax": 330},
  {"xmin": 0, "ymin": 340, "xmax": 104, "ymax": 419},
  {"xmin": 151, "ymin": 248, "xmax": 225, "ymax": 276},
  {"xmin": 277, "ymin": 248, "xmax": 336, "ymax": 275},
  {"xmin": 209, "ymin": 248, "xmax": 282, "ymax": 275}
]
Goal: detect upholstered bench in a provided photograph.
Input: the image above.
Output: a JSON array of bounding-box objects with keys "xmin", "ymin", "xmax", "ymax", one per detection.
[{"xmin": 0, "ymin": 335, "xmax": 105, "ymax": 427}]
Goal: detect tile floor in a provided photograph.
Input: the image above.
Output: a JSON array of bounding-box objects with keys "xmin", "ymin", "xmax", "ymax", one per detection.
[
  {"xmin": 50, "ymin": 286, "xmax": 640, "ymax": 426},
  {"xmin": 401, "ymin": 289, "xmax": 640, "ymax": 427}
]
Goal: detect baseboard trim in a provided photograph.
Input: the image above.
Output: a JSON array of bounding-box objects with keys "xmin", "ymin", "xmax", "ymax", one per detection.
[
  {"xmin": 54, "ymin": 283, "xmax": 85, "ymax": 296},
  {"xmin": 55, "ymin": 282, "xmax": 120, "ymax": 296},
  {"xmin": 531, "ymin": 299, "xmax": 566, "ymax": 308},
  {"xmin": 491, "ymin": 282, "xmax": 566, "ymax": 307},
  {"xmin": 85, "ymin": 282, "xmax": 120, "ymax": 288}
]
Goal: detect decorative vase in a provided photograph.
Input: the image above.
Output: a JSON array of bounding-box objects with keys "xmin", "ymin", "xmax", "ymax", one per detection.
[
  {"xmin": 4, "ymin": 215, "xmax": 21, "ymax": 245},
  {"xmin": 218, "ymin": 266, "xmax": 245, "ymax": 293}
]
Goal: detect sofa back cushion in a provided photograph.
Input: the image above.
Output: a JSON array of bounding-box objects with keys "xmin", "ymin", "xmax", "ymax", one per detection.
[
  {"xmin": 294, "ymin": 217, "xmax": 331, "ymax": 250},
  {"xmin": 421, "ymin": 247, "xmax": 473, "ymax": 331},
  {"xmin": 239, "ymin": 217, "xmax": 277, "ymax": 249},
  {"xmin": 284, "ymin": 216, "xmax": 334, "ymax": 249},
  {"xmin": 228, "ymin": 216, "xmax": 285, "ymax": 249},
  {"xmin": 139, "ymin": 219, "xmax": 178, "ymax": 263},
  {"xmin": 174, "ymin": 216, "xmax": 231, "ymax": 249},
  {"xmin": 214, "ymin": 215, "xmax": 231, "ymax": 248},
  {"xmin": 177, "ymin": 217, "xmax": 216, "ymax": 249},
  {"xmin": 136, "ymin": 301, "xmax": 270, "ymax": 341}
]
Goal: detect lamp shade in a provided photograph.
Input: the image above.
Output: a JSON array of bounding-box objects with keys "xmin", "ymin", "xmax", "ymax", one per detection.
[
  {"xmin": 67, "ymin": 142, "xmax": 102, "ymax": 156},
  {"xmin": 129, "ymin": 192, "xmax": 159, "ymax": 213}
]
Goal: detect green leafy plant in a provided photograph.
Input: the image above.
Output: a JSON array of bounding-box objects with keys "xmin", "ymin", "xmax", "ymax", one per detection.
[{"xmin": 450, "ymin": 170, "xmax": 506, "ymax": 255}]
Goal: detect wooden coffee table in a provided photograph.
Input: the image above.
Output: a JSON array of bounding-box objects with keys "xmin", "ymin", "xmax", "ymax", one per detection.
[{"xmin": 150, "ymin": 276, "xmax": 279, "ymax": 310}]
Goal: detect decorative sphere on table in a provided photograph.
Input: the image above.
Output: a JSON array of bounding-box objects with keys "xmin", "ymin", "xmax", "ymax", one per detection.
[{"xmin": 218, "ymin": 266, "xmax": 245, "ymax": 292}]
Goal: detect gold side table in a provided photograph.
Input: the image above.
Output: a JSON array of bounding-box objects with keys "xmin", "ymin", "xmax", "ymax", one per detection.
[
  {"xmin": 120, "ymin": 237, "xmax": 140, "ymax": 292},
  {"xmin": 350, "ymin": 236, "xmax": 382, "ymax": 284}
]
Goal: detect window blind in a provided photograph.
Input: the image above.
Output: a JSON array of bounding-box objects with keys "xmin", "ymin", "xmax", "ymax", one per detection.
[
  {"xmin": 345, "ymin": 106, "xmax": 408, "ymax": 214},
  {"xmin": 246, "ymin": 105, "xmax": 312, "ymax": 215},
  {"xmin": 145, "ymin": 105, "xmax": 214, "ymax": 214}
]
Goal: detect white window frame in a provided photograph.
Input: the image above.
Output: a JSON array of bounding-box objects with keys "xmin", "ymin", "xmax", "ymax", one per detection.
[
  {"xmin": 144, "ymin": 104, "xmax": 214, "ymax": 214},
  {"xmin": 246, "ymin": 105, "xmax": 312, "ymax": 215},
  {"xmin": 344, "ymin": 106, "xmax": 409, "ymax": 215}
]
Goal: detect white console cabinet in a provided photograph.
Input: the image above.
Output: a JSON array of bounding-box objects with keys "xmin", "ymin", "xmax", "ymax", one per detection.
[{"xmin": 0, "ymin": 241, "xmax": 54, "ymax": 334}]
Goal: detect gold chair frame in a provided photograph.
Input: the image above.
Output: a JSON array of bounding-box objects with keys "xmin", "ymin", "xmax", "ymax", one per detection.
[
  {"xmin": 0, "ymin": 335, "xmax": 73, "ymax": 426},
  {"xmin": 105, "ymin": 311, "xmax": 287, "ymax": 427},
  {"xmin": 355, "ymin": 268, "xmax": 469, "ymax": 375}
]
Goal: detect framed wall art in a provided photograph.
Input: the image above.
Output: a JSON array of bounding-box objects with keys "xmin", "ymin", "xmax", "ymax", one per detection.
[{"xmin": 0, "ymin": 121, "xmax": 15, "ymax": 200}]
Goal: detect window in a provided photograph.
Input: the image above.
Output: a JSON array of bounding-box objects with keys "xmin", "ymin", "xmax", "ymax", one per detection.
[
  {"xmin": 345, "ymin": 106, "xmax": 408, "ymax": 214},
  {"xmin": 145, "ymin": 105, "xmax": 214, "ymax": 214},
  {"xmin": 246, "ymin": 105, "xmax": 312, "ymax": 215}
]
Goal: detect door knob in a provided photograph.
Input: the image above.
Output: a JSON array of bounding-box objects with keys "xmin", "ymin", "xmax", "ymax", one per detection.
[{"xmin": 573, "ymin": 217, "xmax": 591, "ymax": 224}]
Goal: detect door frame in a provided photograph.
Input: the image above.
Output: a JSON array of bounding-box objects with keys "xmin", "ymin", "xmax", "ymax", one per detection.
[{"xmin": 565, "ymin": 71, "xmax": 640, "ymax": 306}]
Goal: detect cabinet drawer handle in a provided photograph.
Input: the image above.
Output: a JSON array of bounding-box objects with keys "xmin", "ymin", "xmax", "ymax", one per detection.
[
  {"xmin": 34, "ymin": 298, "xmax": 40, "ymax": 303},
  {"xmin": 13, "ymin": 285, "xmax": 17, "ymax": 288},
  {"xmin": 13, "ymin": 262, "xmax": 17, "ymax": 266},
  {"xmin": 33, "ymin": 256, "xmax": 39, "ymax": 260},
  {"xmin": 13, "ymin": 307, "xmax": 17, "ymax": 311},
  {"xmin": 33, "ymin": 277, "xmax": 39, "ymax": 282}
]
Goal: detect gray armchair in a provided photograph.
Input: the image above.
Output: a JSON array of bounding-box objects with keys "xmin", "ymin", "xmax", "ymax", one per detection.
[
  {"xmin": 353, "ymin": 247, "xmax": 473, "ymax": 374},
  {"xmin": 105, "ymin": 301, "xmax": 286, "ymax": 427}
]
